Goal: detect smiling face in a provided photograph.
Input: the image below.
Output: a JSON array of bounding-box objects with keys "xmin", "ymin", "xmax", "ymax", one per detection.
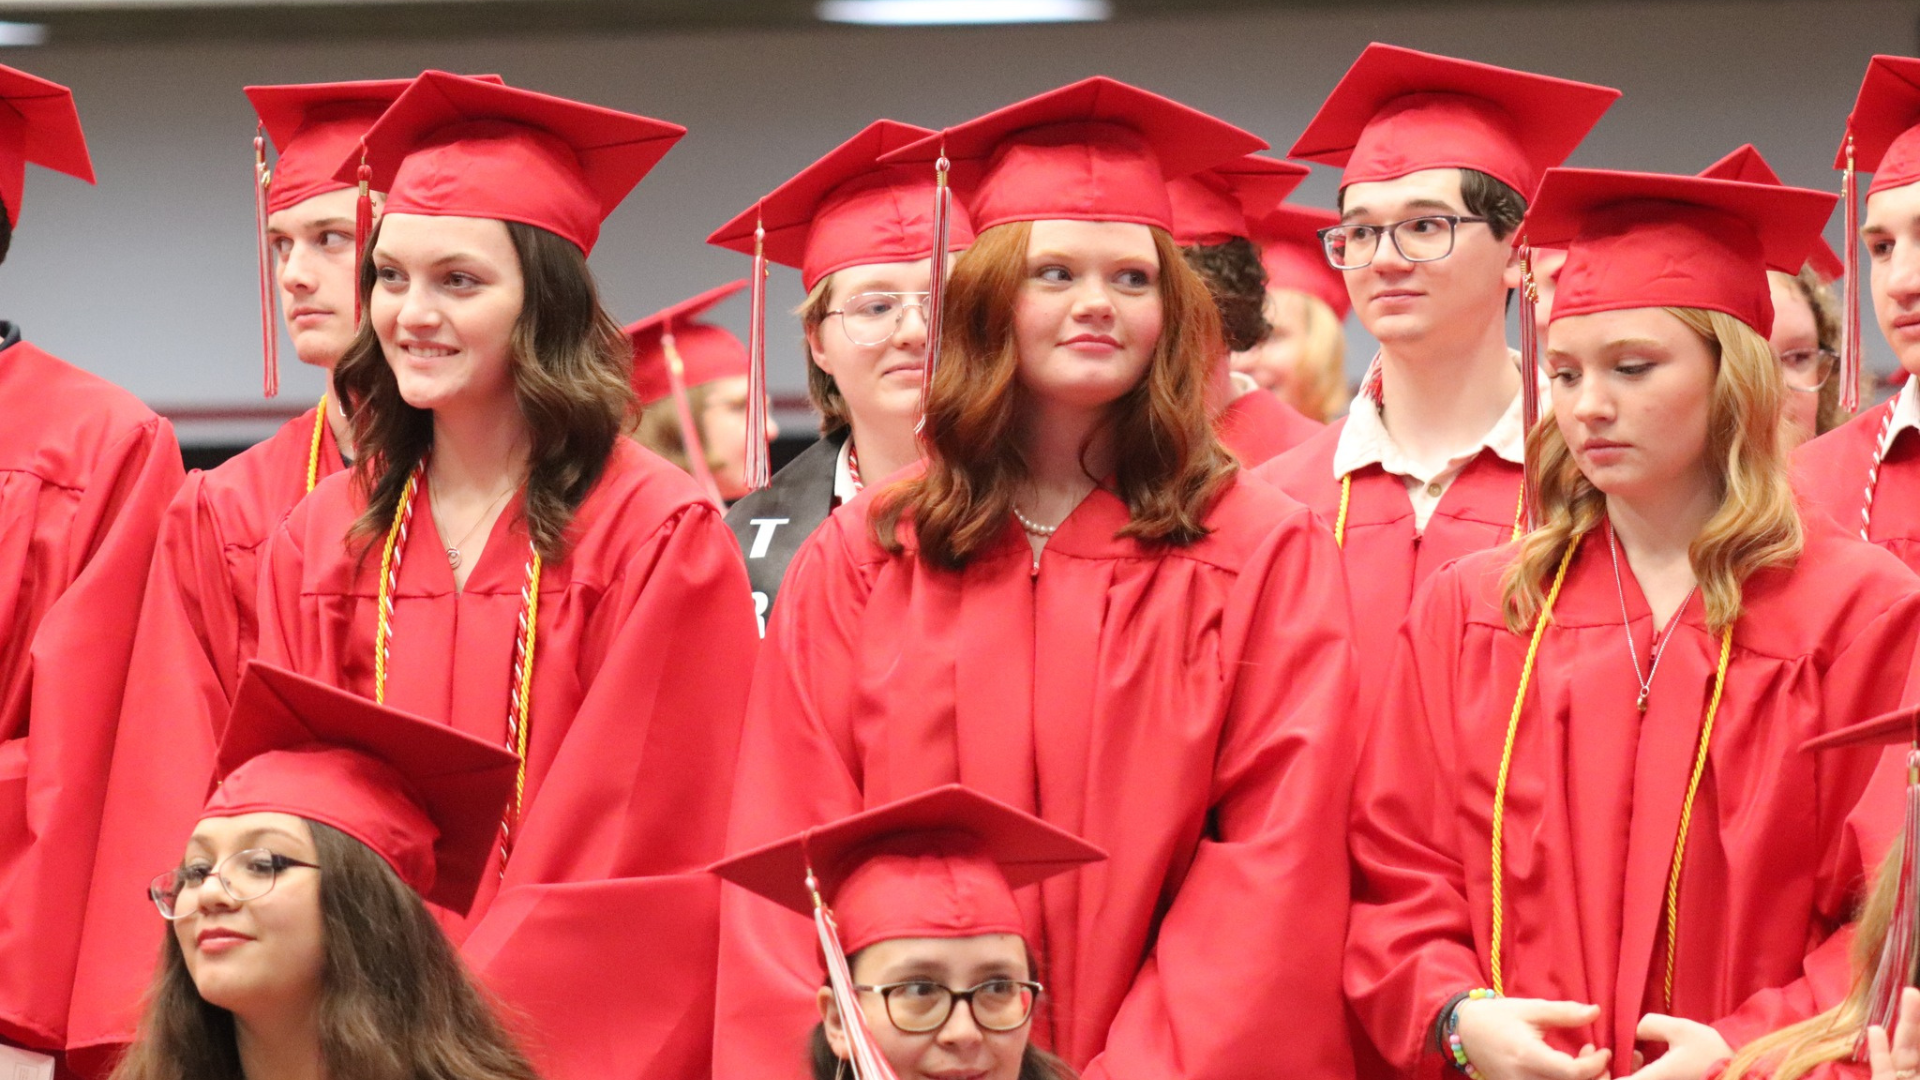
[
  {"xmin": 1865, "ymin": 179, "xmax": 1920, "ymax": 376},
  {"xmin": 368, "ymin": 213, "xmax": 526, "ymax": 416},
  {"xmin": 173, "ymin": 812, "xmax": 325, "ymax": 1021},
  {"xmin": 1012, "ymin": 219, "xmax": 1164, "ymax": 415},
  {"xmin": 1545, "ymin": 307, "xmax": 1719, "ymax": 502},
  {"xmin": 808, "ymin": 260, "xmax": 935, "ymax": 439},
  {"xmin": 267, "ymin": 187, "xmax": 370, "ymax": 370},
  {"xmin": 1337, "ymin": 168, "xmax": 1520, "ymax": 350},
  {"xmin": 821, "ymin": 933, "xmax": 1033, "ymax": 1080}
]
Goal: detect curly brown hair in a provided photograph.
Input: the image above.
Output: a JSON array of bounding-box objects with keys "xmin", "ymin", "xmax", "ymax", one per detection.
[
  {"xmin": 1180, "ymin": 236, "xmax": 1270, "ymax": 352},
  {"xmin": 870, "ymin": 220, "xmax": 1237, "ymax": 569},
  {"xmin": 332, "ymin": 220, "xmax": 634, "ymax": 564}
]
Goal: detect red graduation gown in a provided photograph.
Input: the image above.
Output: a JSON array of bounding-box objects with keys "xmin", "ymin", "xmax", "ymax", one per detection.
[
  {"xmin": 1346, "ymin": 523, "xmax": 1920, "ymax": 1074},
  {"xmin": 0, "ymin": 341, "xmax": 183, "ymax": 1049},
  {"xmin": 1216, "ymin": 388, "xmax": 1322, "ymax": 468},
  {"xmin": 65, "ymin": 404, "xmax": 342, "ymax": 1061},
  {"xmin": 252, "ymin": 438, "xmax": 757, "ymax": 936},
  {"xmin": 1254, "ymin": 418, "xmax": 1523, "ymax": 715},
  {"xmin": 717, "ymin": 473, "xmax": 1362, "ymax": 1079},
  {"xmin": 1796, "ymin": 400, "xmax": 1920, "ymax": 570}
]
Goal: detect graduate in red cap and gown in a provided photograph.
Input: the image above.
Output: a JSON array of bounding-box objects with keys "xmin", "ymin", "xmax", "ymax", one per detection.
[
  {"xmin": 1345, "ymin": 166, "xmax": 1920, "ymax": 1080},
  {"xmin": 1236, "ymin": 203, "xmax": 1354, "ymax": 422},
  {"xmin": 0, "ymin": 63, "xmax": 186, "ymax": 1057},
  {"xmin": 249, "ymin": 71, "xmax": 757, "ymax": 987},
  {"xmin": 1794, "ymin": 56, "xmax": 1920, "ymax": 561},
  {"xmin": 65, "ymin": 79, "xmax": 439, "ymax": 1062},
  {"xmin": 109, "ymin": 660, "xmax": 540, "ymax": 1080},
  {"xmin": 715, "ymin": 785, "xmax": 1103, "ymax": 1080},
  {"xmin": 717, "ymin": 76, "xmax": 1361, "ymax": 1080},
  {"xmin": 1164, "ymin": 153, "xmax": 1323, "ymax": 465},
  {"xmin": 627, "ymin": 279, "xmax": 765, "ymax": 505},
  {"xmin": 1254, "ymin": 44, "xmax": 1620, "ymax": 715},
  {"xmin": 711, "ymin": 119, "xmax": 975, "ymax": 625}
]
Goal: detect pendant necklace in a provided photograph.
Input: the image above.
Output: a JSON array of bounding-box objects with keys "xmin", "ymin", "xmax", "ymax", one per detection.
[
  {"xmin": 437, "ymin": 476, "xmax": 517, "ymax": 570},
  {"xmin": 1607, "ymin": 520, "xmax": 1697, "ymax": 713}
]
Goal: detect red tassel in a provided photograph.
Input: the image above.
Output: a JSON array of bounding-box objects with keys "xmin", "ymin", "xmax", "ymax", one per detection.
[
  {"xmin": 1843, "ymin": 133, "xmax": 1863, "ymax": 415},
  {"xmin": 1861, "ymin": 742, "xmax": 1920, "ymax": 1058},
  {"xmin": 353, "ymin": 141, "xmax": 373, "ymax": 328},
  {"xmin": 803, "ymin": 846, "xmax": 898, "ymax": 1080},
  {"xmin": 662, "ymin": 326, "xmax": 726, "ymax": 509},
  {"xmin": 917, "ymin": 146, "xmax": 952, "ymax": 438},
  {"xmin": 254, "ymin": 127, "xmax": 279, "ymax": 398},
  {"xmin": 744, "ymin": 208, "xmax": 771, "ymax": 492},
  {"xmin": 1517, "ymin": 242, "xmax": 1542, "ymax": 532}
]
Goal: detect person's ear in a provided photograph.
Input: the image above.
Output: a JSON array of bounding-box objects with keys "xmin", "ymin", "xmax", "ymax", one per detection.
[{"xmin": 818, "ymin": 986, "xmax": 852, "ymax": 1060}]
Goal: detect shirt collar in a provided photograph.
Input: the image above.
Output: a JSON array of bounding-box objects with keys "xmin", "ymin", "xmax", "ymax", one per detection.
[
  {"xmin": 1884, "ymin": 378, "xmax": 1920, "ymax": 446},
  {"xmin": 833, "ymin": 433, "xmax": 859, "ymax": 505},
  {"xmin": 1331, "ymin": 353, "xmax": 1530, "ymax": 482}
]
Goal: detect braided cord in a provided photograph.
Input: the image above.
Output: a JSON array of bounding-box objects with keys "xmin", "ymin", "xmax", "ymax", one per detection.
[
  {"xmin": 500, "ymin": 547, "xmax": 542, "ymax": 870},
  {"xmin": 306, "ymin": 394, "xmax": 329, "ymax": 494},
  {"xmin": 1335, "ymin": 473, "xmax": 1352, "ymax": 547},
  {"xmin": 1863, "ymin": 397, "xmax": 1900, "ymax": 541},
  {"xmin": 372, "ymin": 464, "xmax": 421, "ymax": 704},
  {"xmin": 1662, "ymin": 626, "xmax": 1735, "ymax": 1010}
]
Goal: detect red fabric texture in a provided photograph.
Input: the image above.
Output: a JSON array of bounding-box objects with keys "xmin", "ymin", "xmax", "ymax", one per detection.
[
  {"xmin": 1795, "ymin": 403, "xmax": 1920, "ymax": 571},
  {"xmin": 1217, "ymin": 388, "xmax": 1322, "ymax": 468}
]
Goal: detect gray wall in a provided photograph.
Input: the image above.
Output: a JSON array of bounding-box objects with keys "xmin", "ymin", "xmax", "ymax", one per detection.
[{"xmin": 2, "ymin": 0, "xmax": 1914, "ymax": 443}]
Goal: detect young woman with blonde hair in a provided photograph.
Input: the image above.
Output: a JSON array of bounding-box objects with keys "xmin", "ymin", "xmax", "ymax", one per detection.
[
  {"xmin": 1345, "ymin": 169, "xmax": 1920, "ymax": 1080},
  {"xmin": 715, "ymin": 79, "xmax": 1362, "ymax": 1080}
]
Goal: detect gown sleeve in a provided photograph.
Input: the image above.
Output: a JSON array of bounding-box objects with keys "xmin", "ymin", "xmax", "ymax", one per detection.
[
  {"xmin": 0, "ymin": 415, "xmax": 182, "ymax": 1050},
  {"xmin": 1343, "ymin": 564, "xmax": 1492, "ymax": 1074},
  {"xmin": 712, "ymin": 513, "xmax": 875, "ymax": 1078},
  {"xmin": 66, "ymin": 473, "xmax": 236, "ymax": 1056},
  {"xmin": 1080, "ymin": 507, "xmax": 1362, "ymax": 1080}
]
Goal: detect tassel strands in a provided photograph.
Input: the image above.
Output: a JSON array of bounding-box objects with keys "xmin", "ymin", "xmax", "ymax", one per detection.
[
  {"xmin": 1517, "ymin": 242, "xmax": 1543, "ymax": 533},
  {"xmin": 744, "ymin": 210, "xmax": 771, "ymax": 491},
  {"xmin": 918, "ymin": 147, "xmax": 952, "ymax": 435},
  {"xmin": 1861, "ymin": 745, "xmax": 1920, "ymax": 1055},
  {"xmin": 1843, "ymin": 133, "xmax": 1863, "ymax": 414},
  {"xmin": 806, "ymin": 854, "xmax": 898, "ymax": 1080},
  {"xmin": 254, "ymin": 127, "xmax": 280, "ymax": 398},
  {"xmin": 353, "ymin": 141, "xmax": 374, "ymax": 327},
  {"xmin": 662, "ymin": 327, "xmax": 728, "ymax": 508}
]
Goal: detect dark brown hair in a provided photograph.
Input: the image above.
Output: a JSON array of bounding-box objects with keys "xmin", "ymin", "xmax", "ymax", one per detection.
[
  {"xmin": 333, "ymin": 219, "xmax": 634, "ymax": 564},
  {"xmin": 109, "ymin": 821, "xmax": 540, "ymax": 1080},
  {"xmin": 1334, "ymin": 167, "xmax": 1526, "ymax": 241},
  {"xmin": 870, "ymin": 220, "xmax": 1237, "ymax": 569},
  {"xmin": 1179, "ymin": 236, "xmax": 1270, "ymax": 352}
]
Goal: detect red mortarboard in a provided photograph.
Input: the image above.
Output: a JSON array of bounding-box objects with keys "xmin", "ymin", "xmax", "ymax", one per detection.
[
  {"xmin": 1525, "ymin": 168, "xmax": 1838, "ymax": 337},
  {"xmin": 711, "ymin": 784, "xmax": 1104, "ymax": 956},
  {"xmin": 708, "ymin": 119, "xmax": 977, "ymax": 291},
  {"xmin": 1166, "ymin": 153, "xmax": 1310, "ymax": 246},
  {"xmin": 884, "ymin": 76, "xmax": 1268, "ymax": 231},
  {"xmin": 1289, "ymin": 43, "xmax": 1619, "ymax": 201},
  {"xmin": 1699, "ymin": 143, "xmax": 1845, "ymax": 282},
  {"xmin": 340, "ymin": 70, "xmax": 684, "ymax": 254},
  {"xmin": 1800, "ymin": 703, "xmax": 1920, "ymax": 754},
  {"xmin": 204, "ymin": 661, "xmax": 517, "ymax": 915},
  {"xmin": 1248, "ymin": 204, "xmax": 1351, "ymax": 319},
  {"xmin": 248, "ymin": 79, "xmax": 414, "ymax": 213},
  {"xmin": 0, "ymin": 63, "xmax": 93, "ymax": 227},
  {"xmin": 1838, "ymin": 55, "xmax": 1920, "ymax": 196},
  {"xmin": 626, "ymin": 279, "xmax": 749, "ymax": 405}
]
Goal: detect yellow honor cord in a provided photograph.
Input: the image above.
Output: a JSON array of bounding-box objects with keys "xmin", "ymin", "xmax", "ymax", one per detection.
[
  {"xmin": 1488, "ymin": 534, "xmax": 1581, "ymax": 994},
  {"xmin": 507, "ymin": 553, "xmax": 542, "ymax": 837},
  {"xmin": 305, "ymin": 394, "xmax": 328, "ymax": 495},
  {"xmin": 1662, "ymin": 625, "xmax": 1734, "ymax": 1010},
  {"xmin": 372, "ymin": 466, "xmax": 419, "ymax": 705}
]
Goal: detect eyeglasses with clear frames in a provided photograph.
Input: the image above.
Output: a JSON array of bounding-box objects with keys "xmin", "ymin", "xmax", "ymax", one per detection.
[
  {"xmin": 825, "ymin": 292, "xmax": 931, "ymax": 347},
  {"xmin": 1778, "ymin": 347, "xmax": 1837, "ymax": 393},
  {"xmin": 149, "ymin": 848, "xmax": 322, "ymax": 920},
  {"xmin": 853, "ymin": 978, "xmax": 1044, "ymax": 1033},
  {"xmin": 1318, "ymin": 214, "xmax": 1492, "ymax": 271}
]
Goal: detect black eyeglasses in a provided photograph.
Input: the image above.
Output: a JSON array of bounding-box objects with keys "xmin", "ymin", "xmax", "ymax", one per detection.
[
  {"xmin": 149, "ymin": 848, "xmax": 322, "ymax": 920},
  {"xmin": 854, "ymin": 978, "xmax": 1043, "ymax": 1033},
  {"xmin": 1317, "ymin": 214, "xmax": 1491, "ymax": 271}
]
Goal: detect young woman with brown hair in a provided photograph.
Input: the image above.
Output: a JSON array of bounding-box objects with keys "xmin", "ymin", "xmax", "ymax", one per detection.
[
  {"xmin": 113, "ymin": 662, "xmax": 536, "ymax": 1080},
  {"xmin": 714, "ymin": 78, "xmax": 1362, "ymax": 1080},
  {"xmin": 1345, "ymin": 169, "xmax": 1920, "ymax": 1080},
  {"xmin": 250, "ymin": 71, "xmax": 756, "ymax": 1031}
]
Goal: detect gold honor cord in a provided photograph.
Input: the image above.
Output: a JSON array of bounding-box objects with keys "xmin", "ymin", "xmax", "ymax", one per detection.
[
  {"xmin": 1332, "ymin": 472, "xmax": 1527, "ymax": 549},
  {"xmin": 374, "ymin": 461, "xmax": 541, "ymax": 873},
  {"xmin": 1487, "ymin": 531, "xmax": 1735, "ymax": 1008},
  {"xmin": 305, "ymin": 395, "xmax": 328, "ymax": 495}
]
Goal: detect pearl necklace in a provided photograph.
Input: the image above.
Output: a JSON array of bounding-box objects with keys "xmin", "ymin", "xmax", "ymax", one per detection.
[{"xmin": 1012, "ymin": 505, "xmax": 1060, "ymax": 537}]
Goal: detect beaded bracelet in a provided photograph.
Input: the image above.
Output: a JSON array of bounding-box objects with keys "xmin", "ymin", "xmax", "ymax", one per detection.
[{"xmin": 1443, "ymin": 988, "xmax": 1501, "ymax": 1079}]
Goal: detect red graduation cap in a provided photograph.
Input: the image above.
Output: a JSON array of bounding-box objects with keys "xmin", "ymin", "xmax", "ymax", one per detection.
[
  {"xmin": 1166, "ymin": 153, "xmax": 1311, "ymax": 246},
  {"xmin": 712, "ymin": 784, "xmax": 1104, "ymax": 957},
  {"xmin": 1838, "ymin": 55, "xmax": 1920, "ymax": 196},
  {"xmin": 204, "ymin": 661, "xmax": 518, "ymax": 915},
  {"xmin": 884, "ymin": 76, "xmax": 1269, "ymax": 232},
  {"xmin": 1289, "ymin": 43, "xmax": 1619, "ymax": 201},
  {"xmin": 1249, "ymin": 204, "xmax": 1351, "ymax": 320},
  {"xmin": 708, "ymin": 119, "xmax": 977, "ymax": 292},
  {"xmin": 624, "ymin": 280, "xmax": 747, "ymax": 508},
  {"xmin": 1699, "ymin": 143, "xmax": 1845, "ymax": 282},
  {"xmin": 247, "ymin": 79, "xmax": 415, "ymax": 214},
  {"xmin": 1524, "ymin": 168, "xmax": 1838, "ymax": 337},
  {"xmin": 0, "ymin": 63, "xmax": 93, "ymax": 229},
  {"xmin": 339, "ymin": 70, "xmax": 685, "ymax": 255}
]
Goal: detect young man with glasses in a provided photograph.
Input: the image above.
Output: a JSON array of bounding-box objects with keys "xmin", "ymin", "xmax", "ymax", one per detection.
[{"xmin": 1254, "ymin": 43, "xmax": 1619, "ymax": 703}]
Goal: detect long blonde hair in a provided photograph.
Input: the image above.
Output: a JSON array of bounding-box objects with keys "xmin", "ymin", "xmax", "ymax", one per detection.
[
  {"xmin": 1500, "ymin": 307, "xmax": 1802, "ymax": 633},
  {"xmin": 1720, "ymin": 840, "xmax": 1902, "ymax": 1080},
  {"xmin": 1280, "ymin": 288, "xmax": 1350, "ymax": 422}
]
